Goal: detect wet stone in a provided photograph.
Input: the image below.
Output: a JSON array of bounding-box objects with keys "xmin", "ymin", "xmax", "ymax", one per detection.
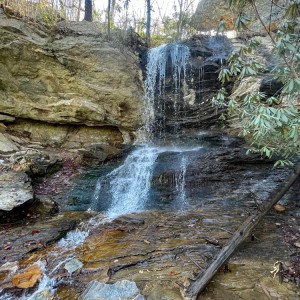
[
  {"xmin": 31, "ymin": 289, "xmax": 54, "ymax": 300},
  {"xmin": 80, "ymin": 280, "xmax": 143, "ymax": 300},
  {"xmin": 64, "ymin": 258, "xmax": 83, "ymax": 274}
]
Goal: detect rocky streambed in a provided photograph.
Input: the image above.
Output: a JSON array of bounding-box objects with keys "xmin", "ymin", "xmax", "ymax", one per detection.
[{"xmin": 0, "ymin": 131, "xmax": 299, "ymax": 300}]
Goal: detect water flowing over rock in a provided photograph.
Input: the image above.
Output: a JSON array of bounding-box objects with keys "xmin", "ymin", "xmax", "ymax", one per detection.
[
  {"xmin": 91, "ymin": 38, "xmax": 232, "ymax": 218},
  {"xmin": 0, "ymin": 12, "xmax": 299, "ymax": 300},
  {"xmin": 92, "ymin": 147, "xmax": 161, "ymax": 218},
  {"xmin": 144, "ymin": 43, "xmax": 190, "ymax": 136},
  {"xmin": 142, "ymin": 36, "xmax": 232, "ymax": 134}
]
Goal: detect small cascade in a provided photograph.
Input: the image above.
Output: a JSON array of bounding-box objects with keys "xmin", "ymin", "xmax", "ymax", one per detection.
[
  {"xmin": 92, "ymin": 147, "xmax": 161, "ymax": 219},
  {"xmin": 173, "ymin": 154, "xmax": 188, "ymax": 210}
]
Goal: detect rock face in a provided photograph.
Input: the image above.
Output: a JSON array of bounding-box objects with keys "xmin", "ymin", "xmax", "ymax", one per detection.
[
  {"xmin": 0, "ymin": 171, "xmax": 33, "ymax": 211},
  {"xmin": 10, "ymin": 149, "xmax": 62, "ymax": 177},
  {"xmin": 0, "ymin": 132, "xmax": 19, "ymax": 153},
  {"xmin": 194, "ymin": 0, "xmax": 287, "ymax": 32},
  {"xmin": 145, "ymin": 36, "xmax": 232, "ymax": 133},
  {"xmin": 0, "ymin": 11, "xmax": 144, "ymax": 152}
]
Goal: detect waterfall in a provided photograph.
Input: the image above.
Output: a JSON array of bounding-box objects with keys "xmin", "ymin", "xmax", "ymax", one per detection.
[
  {"xmin": 92, "ymin": 42, "xmax": 191, "ymax": 218},
  {"xmin": 92, "ymin": 147, "xmax": 161, "ymax": 219},
  {"xmin": 144, "ymin": 43, "xmax": 190, "ymax": 137}
]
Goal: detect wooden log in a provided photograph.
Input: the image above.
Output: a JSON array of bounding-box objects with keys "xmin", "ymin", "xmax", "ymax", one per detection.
[{"xmin": 184, "ymin": 163, "xmax": 300, "ymax": 300}]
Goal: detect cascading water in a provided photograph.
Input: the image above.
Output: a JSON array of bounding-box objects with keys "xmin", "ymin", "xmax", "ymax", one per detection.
[
  {"xmin": 144, "ymin": 43, "xmax": 190, "ymax": 137},
  {"xmin": 175, "ymin": 155, "xmax": 188, "ymax": 210},
  {"xmin": 91, "ymin": 42, "xmax": 192, "ymax": 218},
  {"xmin": 92, "ymin": 147, "xmax": 161, "ymax": 219}
]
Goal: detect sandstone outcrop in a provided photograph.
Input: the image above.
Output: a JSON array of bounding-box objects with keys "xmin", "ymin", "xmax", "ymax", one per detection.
[{"xmin": 0, "ymin": 11, "xmax": 144, "ymax": 153}]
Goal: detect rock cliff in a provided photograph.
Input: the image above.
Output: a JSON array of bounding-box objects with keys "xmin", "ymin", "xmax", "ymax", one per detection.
[{"xmin": 0, "ymin": 11, "xmax": 144, "ymax": 153}]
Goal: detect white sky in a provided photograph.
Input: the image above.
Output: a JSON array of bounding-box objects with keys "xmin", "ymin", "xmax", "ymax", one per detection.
[{"xmin": 95, "ymin": 0, "xmax": 198, "ymax": 22}]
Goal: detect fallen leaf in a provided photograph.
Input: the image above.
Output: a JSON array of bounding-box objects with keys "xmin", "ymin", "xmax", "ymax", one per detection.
[
  {"xmin": 12, "ymin": 264, "xmax": 42, "ymax": 289},
  {"xmin": 294, "ymin": 242, "xmax": 300, "ymax": 248},
  {"xmin": 274, "ymin": 204, "xmax": 285, "ymax": 213},
  {"xmin": 143, "ymin": 240, "xmax": 150, "ymax": 244},
  {"xmin": 31, "ymin": 230, "xmax": 40, "ymax": 236}
]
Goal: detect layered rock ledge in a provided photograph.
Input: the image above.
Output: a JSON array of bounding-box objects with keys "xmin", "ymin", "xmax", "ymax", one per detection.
[{"xmin": 0, "ymin": 11, "xmax": 145, "ymax": 154}]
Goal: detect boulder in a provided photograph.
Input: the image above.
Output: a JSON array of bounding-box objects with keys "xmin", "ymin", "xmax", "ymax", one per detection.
[{"xmin": 0, "ymin": 171, "xmax": 33, "ymax": 211}]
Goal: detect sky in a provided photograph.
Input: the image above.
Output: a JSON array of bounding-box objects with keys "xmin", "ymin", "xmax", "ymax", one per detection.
[{"xmin": 95, "ymin": 0, "xmax": 198, "ymax": 22}]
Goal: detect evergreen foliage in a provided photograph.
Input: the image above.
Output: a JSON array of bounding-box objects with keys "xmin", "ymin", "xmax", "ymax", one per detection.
[{"xmin": 213, "ymin": 0, "xmax": 300, "ymax": 165}]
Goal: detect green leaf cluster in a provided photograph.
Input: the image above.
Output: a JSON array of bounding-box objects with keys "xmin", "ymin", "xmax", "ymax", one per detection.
[{"xmin": 213, "ymin": 0, "xmax": 300, "ymax": 165}]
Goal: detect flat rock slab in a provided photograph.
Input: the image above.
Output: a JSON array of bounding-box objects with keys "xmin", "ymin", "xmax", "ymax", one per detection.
[
  {"xmin": 0, "ymin": 171, "xmax": 33, "ymax": 211},
  {"xmin": 80, "ymin": 280, "xmax": 144, "ymax": 300}
]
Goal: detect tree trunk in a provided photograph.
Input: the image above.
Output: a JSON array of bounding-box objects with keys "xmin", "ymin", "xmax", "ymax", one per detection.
[
  {"xmin": 146, "ymin": 0, "xmax": 151, "ymax": 46},
  {"xmin": 176, "ymin": 0, "xmax": 184, "ymax": 40},
  {"xmin": 84, "ymin": 0, "xmax": 92, "ymax": 21},
  {"xmin": 107, "ymin": 0, "xmax": 111, "ymax": 40},
  {"xmin": 184, "ymin": 163, "xmax": 300, "ymax": 300},
  {"xmin": 111, "ymin": 0, "xmax": 116, "ymax": 26},
  {"xmin": 76, "ymin": 0, "xmax": 82, "ymax": 21}
]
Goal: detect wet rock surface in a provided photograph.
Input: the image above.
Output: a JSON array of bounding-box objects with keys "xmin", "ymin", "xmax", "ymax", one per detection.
[
  {"xmin": 143, "ymin": 37, "xmax": 233, "ymax": 133},
  {"xmin": 80, "ymin": 280, "xmax": 144, "ymax": 300},
  {"xmin": 0, "ymin": 132, "xmax": 299, "ymax": 299},
  {"xmin": 0, "ymin": 211, "xmax": 91, "ymax": 266},
  {"xmin": 7, "ymin": 197, "xmax": 298, "ymax": 300}
]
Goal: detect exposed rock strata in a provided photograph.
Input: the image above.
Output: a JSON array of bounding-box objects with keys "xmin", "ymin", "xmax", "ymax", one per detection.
[{"xmin": 0, "ymin": 11, "xmax": 144, "ymax": 152}]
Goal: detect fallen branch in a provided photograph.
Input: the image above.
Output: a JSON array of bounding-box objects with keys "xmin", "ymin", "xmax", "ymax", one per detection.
[{"xmin": 184, "ymin": 163, "xmax": 300, "ymax": 300}]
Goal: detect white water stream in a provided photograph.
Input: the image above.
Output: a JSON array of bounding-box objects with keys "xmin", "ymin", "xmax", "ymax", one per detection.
[{"xmin": 94, "ymin": 147, "xmax": 161, "ymax": 219}]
